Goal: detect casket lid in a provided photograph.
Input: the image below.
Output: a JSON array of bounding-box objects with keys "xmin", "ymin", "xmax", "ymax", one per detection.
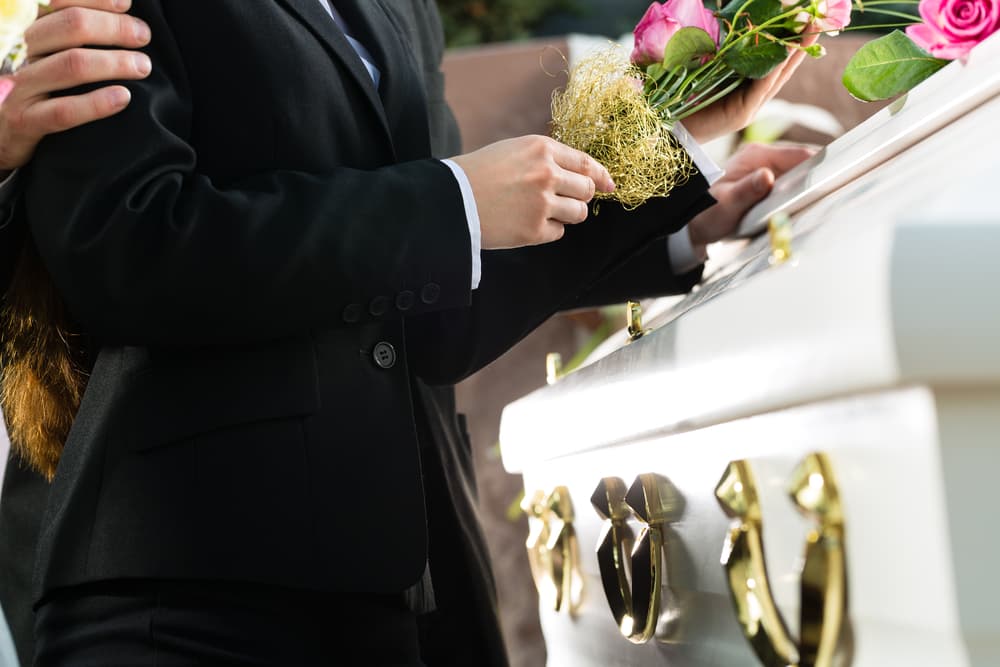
[{"xmin": 500, "ymin": 37, "xmax": 1000, "ymax": 473}]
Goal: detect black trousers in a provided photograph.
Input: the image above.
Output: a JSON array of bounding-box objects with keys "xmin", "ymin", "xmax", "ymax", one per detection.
[{"xmin": 34, "ymin": 580, "xmax": 425, "ymax": 666}]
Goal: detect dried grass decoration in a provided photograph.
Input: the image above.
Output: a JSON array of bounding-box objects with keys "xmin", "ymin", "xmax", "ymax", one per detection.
[{"xmin": 550, "ymin": 46, "xmax": 694, "ymax": 211}]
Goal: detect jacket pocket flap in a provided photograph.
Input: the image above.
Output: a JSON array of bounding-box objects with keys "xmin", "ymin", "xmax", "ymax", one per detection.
[{"xmin": 125, "ymin": 337, "xmax": 320, "ymax": 451}]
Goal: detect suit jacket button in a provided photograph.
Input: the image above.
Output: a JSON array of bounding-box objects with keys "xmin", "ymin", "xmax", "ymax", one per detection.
[
  {"xmin": 373, "ymin": 342, "xmax": 396, "ymax": 369},
  {"xmin": 395, "ymin": 290, "xmax": 415, "ymax": 311},
  {"xmin": 369, "ymin": 296, "xmax": 390, "ymax": 317},
  {"xmin": 342, "ymin": 303, "xmax": 362, "ymax": 324},
  {"xmin": 421, "ymin": 283, "xmax": 441, "ymax": 305}
]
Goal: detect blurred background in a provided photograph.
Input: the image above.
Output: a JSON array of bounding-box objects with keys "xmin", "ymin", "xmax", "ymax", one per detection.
[
  {"xmin": 437, "ymin": 1, "xmax": 893, "ymax": 665},
  {"xmin": 437, "ymin": 0, "xmax": 912, "ymax": 46}
]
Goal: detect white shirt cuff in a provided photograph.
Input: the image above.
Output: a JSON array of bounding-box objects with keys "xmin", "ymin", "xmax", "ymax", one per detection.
[
  {"xmin": 671, "ymin": 121, "xmax": 725, "ymax": 186},
  {"xmin": 667, "ymin": 227, "xmax": 707, "ymax": 274},
  {"xmin": 440, "ymin": 158, "xmax": 482, "ymax": 290}
]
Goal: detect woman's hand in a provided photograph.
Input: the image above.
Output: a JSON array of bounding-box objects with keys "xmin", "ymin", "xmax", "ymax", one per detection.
[
  {"xmin": 0, "ymin": 0, "xmax": 152, "ymax": 173},
  {"xmin": 682, "ymin": 30, "xmax": 820, "ymax": 144}
]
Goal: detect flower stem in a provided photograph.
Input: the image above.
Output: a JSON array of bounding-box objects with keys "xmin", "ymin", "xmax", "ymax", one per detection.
[
  {"xmin": 852, "ymin": 7, "xmax": 921, "ymax": 20},
  {"xmin": 842, "ymin": 21, "xmax": 921, "ymax": 28},
  {"xmin": 672, "ymin": 76, "xmax": 744, "ymax": 120},
  {"xmin": 713, "ymin": 7, "xmax": 809, "ymax": 62}
]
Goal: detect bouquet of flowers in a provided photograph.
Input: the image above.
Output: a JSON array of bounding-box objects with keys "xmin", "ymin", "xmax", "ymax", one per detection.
[
  {"xmin": 552, "ymin": 0, "xmax": 833, "ymax": 209},
  {"xmin": 0, "ymin": 0, "xmax": 48, "ymax": 101},
  {"xmin": 552, "ymin": 0, "xmax": 997, "ymax": 209}
]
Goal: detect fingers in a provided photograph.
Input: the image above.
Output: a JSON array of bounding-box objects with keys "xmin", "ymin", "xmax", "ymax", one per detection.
[
  {"xmin": 555, "ymin": 167, "xmax": 596, "ymax": 203},
  {"xmin": 14, "ymin": 48, "xmax": 150, "ymax": 99},
  {"xmin": 548, "ymin": 194, "xmax": 590, "ymax": 225},
  {"xmin": 551, "ymin": 143, "xmax": 616, "ymax": 194},
  {"xmin": 27, "ymin": 5, "xmax": 151, "ymax": 58},
  {"xmin": 690, "ymin": 167, "xmax": 775, "ymax": 245},
  {"xmin": 755, "ymin": 143, "xmax": 815, "ymax": 176},
  {"xmin": 19, "ymin": 85, "xmax": 131, "ymax": 135},
  {"xmin": 724, "ymin": 167, "xmax": 774, "ymax": 205},
  {"xmin": 728, "ymin": 142, "xmax": 816, "ymax": 179},
  {"xmin": 549, "ymin": 141, "xmax": 612, "ymax": 224},
  {"xmin": 707, "ymin": 168, "xmax": 774, "ymax": 221},
  {"xmin": 46, "ymin": 0, "xmax": 132, "ymax": 10},
  {"xmin": 739, "ymin": 27, "xmax": 818, "ymax": 120},
  {"xmin": 769, "ymin": 40, "xmax": 812, "ymax": 96},
  {"xmin": 541, "ymin": 220, "xmax": 567, "ymax": 243}
]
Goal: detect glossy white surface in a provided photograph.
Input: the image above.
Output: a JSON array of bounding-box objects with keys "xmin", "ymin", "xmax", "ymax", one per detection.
[
  {"xmin": 500, "ymin": 93, "xmax": 1000, "ymax": 473},
  {"xmin": 525, "ymin": 388, "xmax": 998, "ymax": 667},
  {"xmin": 737, "ymin": 30, "xmax": 1000, "ymax": 236},
  {"xmin": 501, "ymin": 37, "xmax": 1000, "ymax": 667}
]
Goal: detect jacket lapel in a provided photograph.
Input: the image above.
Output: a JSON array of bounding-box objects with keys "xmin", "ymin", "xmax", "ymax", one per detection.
[
  {"xmin": 336, "ymin": 0, "xmax": 434, "ymax": 161},
  {"xmin": 276, "ymin": 0, "xmax": 394, "ymax": 155}
]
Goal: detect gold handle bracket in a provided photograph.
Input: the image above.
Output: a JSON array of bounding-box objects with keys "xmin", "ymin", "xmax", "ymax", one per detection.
[
  {"xmin": 626, "ymin": 301, "xmax": 650, "ymax": 342},
  {"xmin": 591, "ymin": 474, "xmax": 682, "ymax": 643},
  {"xmin": 715, "ymin": 454, "xmax": 847, "ymax": 667},
  {"xmin": 522, "ymin": 486, "xmax": 584, "ymax": 615},
  {"xmin": 768, "ymin": 212, "xmax": 794, "ymax": 265}
]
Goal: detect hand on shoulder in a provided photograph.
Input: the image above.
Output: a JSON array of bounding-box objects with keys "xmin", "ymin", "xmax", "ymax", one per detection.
[{"xmin": 0, "ymin": 0, "xmax": 152, "ymax": 173}]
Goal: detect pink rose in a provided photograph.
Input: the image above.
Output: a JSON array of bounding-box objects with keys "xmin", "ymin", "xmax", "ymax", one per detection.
[
  {"xmin": 906, "ymin": 0, "xmax": 999, "ymax": 59},
  {"xmin": 790, "ymin": 0, "xmax": 853, "ymax": 34},
  {"xmin": 631, "ymin": 0, "xmax": 721, "ymax": 66},
  {"xmin": 813, "ymin": 0, "xmax": 853, "ymax": 34}
]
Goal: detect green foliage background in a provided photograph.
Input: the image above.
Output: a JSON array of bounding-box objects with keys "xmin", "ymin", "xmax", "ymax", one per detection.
[
  {"xmin": 437, "ymin": 0, "xmax": 580, "ymax": 47},
  {"xmin": 438, "ymin": 0, "xmax": 911, "ymax": 48}
]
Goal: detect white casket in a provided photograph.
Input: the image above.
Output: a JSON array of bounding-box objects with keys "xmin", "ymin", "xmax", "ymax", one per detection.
[{"xmin": 499, "ymin": 33, "xmax": 1000, "ymax": 667}]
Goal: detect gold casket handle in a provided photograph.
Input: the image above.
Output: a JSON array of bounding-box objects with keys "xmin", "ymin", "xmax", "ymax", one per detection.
[
  {"xmin": 716, "ymin": 454, "xmax": 847, "ymax": 667},
  {"xmin": 522, "ymin": 486, "xmax": 583, "ymax": 614},
  {"xmin": 592, "ymin": 474, "xmax": 681, "ymax": 644}
]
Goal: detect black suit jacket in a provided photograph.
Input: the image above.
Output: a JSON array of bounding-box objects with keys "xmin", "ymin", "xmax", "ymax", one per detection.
[{"xmin": 18, "ymin": 0, "xmax": 713, "ymax": 608}]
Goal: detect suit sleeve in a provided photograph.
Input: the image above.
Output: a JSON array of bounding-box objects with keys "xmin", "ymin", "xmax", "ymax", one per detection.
[
  {"xmin": 568, "ymin": 236, "xmax": 705, "ymax": 310},
  {"xmin": 409, "ymin": 185, "xmax": 716, "ymax": 385},
  {"xmin": 22, "ymin": 0, "xmax": 473, "ymax": 346}
]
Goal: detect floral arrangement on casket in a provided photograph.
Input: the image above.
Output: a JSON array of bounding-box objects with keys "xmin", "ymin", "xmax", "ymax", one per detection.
[
  {"xmin": 552, "ymin": 0, "xmax": 999, "ymax": 209},
  {"xmin": 0, "ymin": 0, "xmax": 49, "ymax": 102}
]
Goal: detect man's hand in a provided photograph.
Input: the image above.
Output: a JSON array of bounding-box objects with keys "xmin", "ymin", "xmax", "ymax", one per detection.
[
  {"xmin": 452, "ymin": 135, "xmax": 616, "ymax": 249},
  {"xmin": 0, "ymin": 0, "xmax": 152, "ymax": 174},
  {"xmin": 682, "ymin": 31, "xmax": 820, "ymax": 144},
  {"xmin": 687, "ymin": 142, "xmax": 815, "ymax": 249}
]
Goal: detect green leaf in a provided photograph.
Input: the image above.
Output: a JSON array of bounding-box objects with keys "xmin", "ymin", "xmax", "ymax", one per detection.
[
  {"xmin": 842, "ymin": 31, "xmax": 948, "ymax": 101},
  {"xmin": 646, "ymin": 63, "xmax": 666, "ymax": 81},
  {"xmin": 720, "ymin": 0, "xmax": 784, "ymax": 27},
  {"xmin": 661, "ymin": 27, "xmax": 717, "ymax": 70},
  {"xmin": 723, "ymin": 39, "xmax": 787, "ymax": 78}
]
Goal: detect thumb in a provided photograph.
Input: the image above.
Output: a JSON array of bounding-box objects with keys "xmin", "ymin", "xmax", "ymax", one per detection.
[{"xmin": 716, "ymin": 167, "xmax": 774, "ymax": 213}]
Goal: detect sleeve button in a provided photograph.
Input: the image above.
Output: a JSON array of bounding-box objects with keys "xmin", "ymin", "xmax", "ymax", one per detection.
[
  {"xmin": 342, "ymin": 303, "xmax": 362, "ymax": 324},
  {"xmin": 369, "ymin": 296, "xmax": 390, "ymax": 317},
  {"xmin": 395, "ymin": 290, "xmax": 415, "ymax": 311},
  {"xmin": 420, "ymin": 283, "xmax": 441, "ymax": 305}
]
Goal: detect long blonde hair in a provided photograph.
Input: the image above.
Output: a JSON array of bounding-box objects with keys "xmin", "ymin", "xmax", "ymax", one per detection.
[{"xmin": 1, "ymin": 240, "xmax": 88, "ymax": 481}]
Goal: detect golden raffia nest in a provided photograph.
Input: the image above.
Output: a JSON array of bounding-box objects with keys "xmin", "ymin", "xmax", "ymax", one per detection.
[{"xmin": 551, "ymin": 46, "xmax": 695, "ymax": 210}]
